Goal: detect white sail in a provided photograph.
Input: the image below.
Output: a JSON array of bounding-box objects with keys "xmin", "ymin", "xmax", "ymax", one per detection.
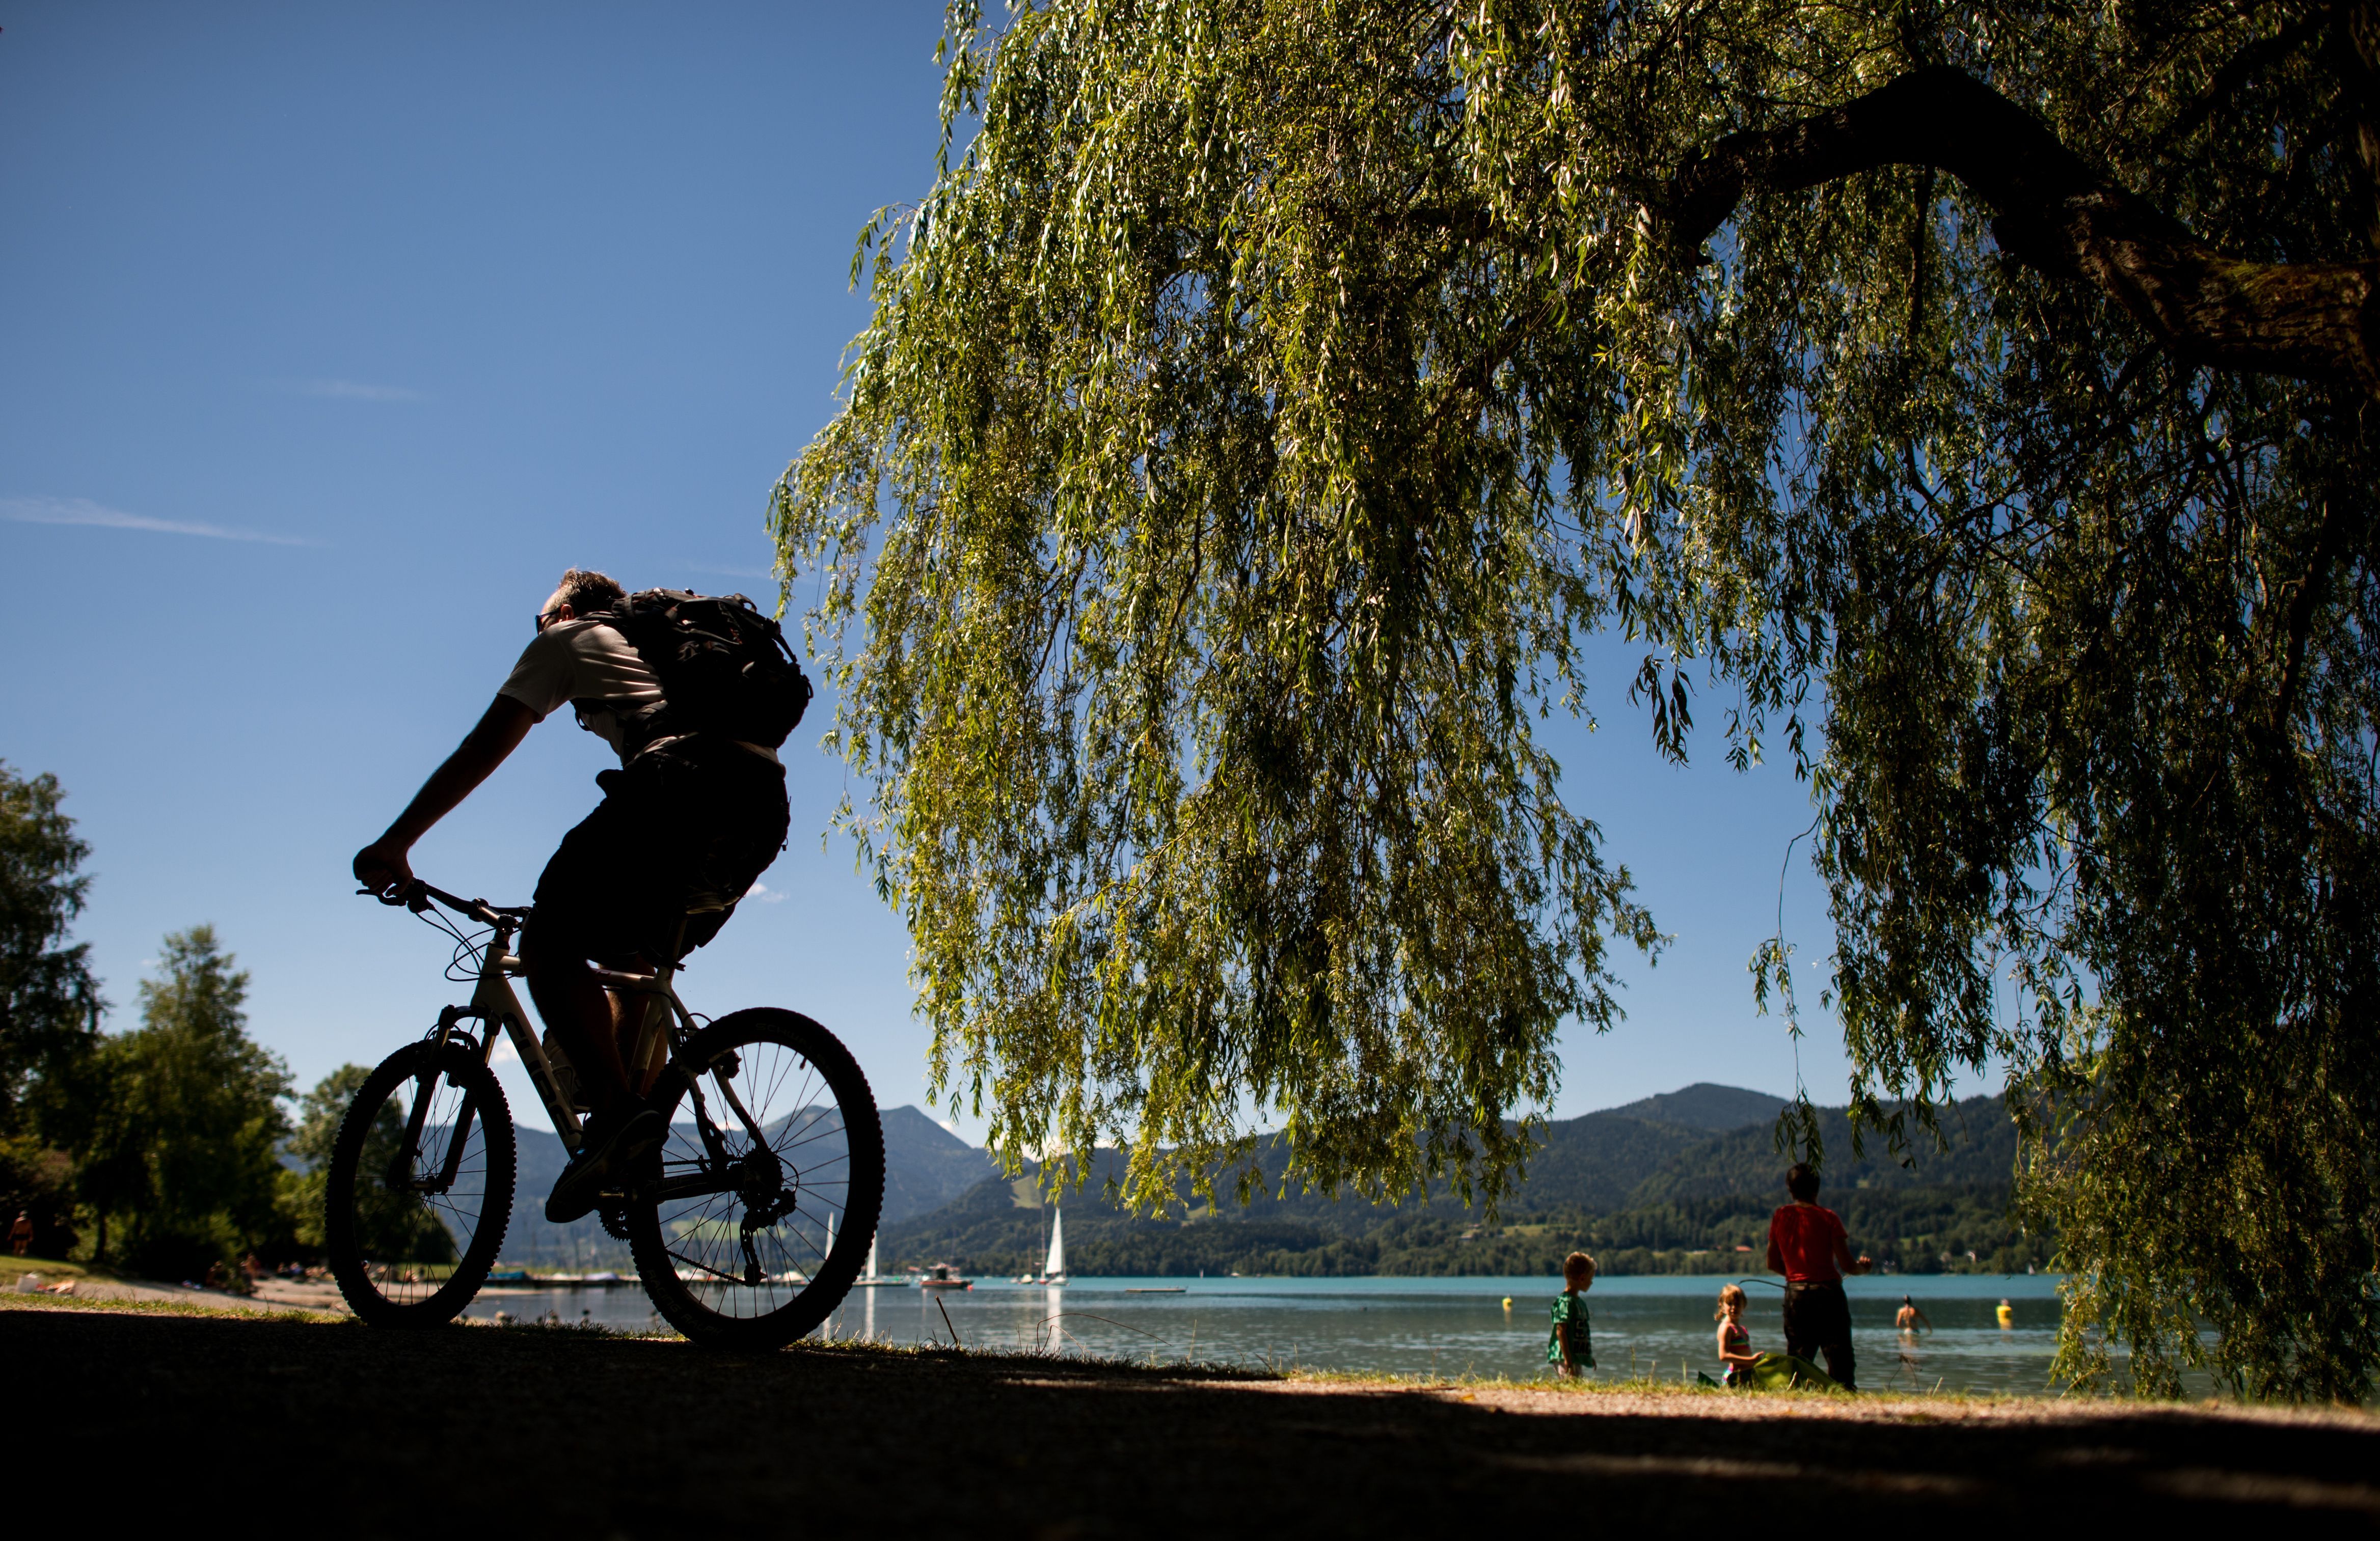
[
  {"xmin": 826, "ymin": 1210, "xmax": 837, "ymax": 1263},
  {"xmin": 1045, "ymin": 1204, "xmax": 1066, "ymax": 1280},
  {"xmin": 866, "ymin": 1231, "xmax": 880, "ymax": 1279}
]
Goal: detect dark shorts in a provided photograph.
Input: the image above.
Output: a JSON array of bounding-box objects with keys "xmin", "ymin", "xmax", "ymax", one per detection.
[
  {"xmin": 1782, "ymin": 1279, "xmax": 1856, "ymax": 1389},
  {"xmin": 527, "ymin": 738, "xmax": 790, "ymax": 968}
]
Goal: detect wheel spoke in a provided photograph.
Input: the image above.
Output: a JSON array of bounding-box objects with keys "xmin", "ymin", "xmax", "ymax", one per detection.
[{"xmin": 628, "ymin": 1013, "xmax": 882, "ymax": 1344}]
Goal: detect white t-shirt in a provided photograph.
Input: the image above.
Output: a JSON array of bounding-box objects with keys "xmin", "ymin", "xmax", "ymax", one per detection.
[
  {"xmin": 497, "ymin": 617, "xmax": 784, "ymax": 766},
  {"xmin": 498, "ymin": 619, "xmax": 663, "ymax": 762}
]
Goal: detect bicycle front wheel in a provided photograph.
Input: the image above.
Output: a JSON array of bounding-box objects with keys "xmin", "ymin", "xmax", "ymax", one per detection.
[
  {"xmin": 326, "ymin": 1040, "xmax": 516, "ymax": 1327},
  {"xmin": 626, "ymin": 1009, "xmax": 883, "ymax": 1350}
]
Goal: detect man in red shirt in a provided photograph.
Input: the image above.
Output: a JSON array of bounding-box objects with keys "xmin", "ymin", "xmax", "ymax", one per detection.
[{"xmin": 1765, "ymin": 1162, "xmax": 1872, "ymax": 1389}]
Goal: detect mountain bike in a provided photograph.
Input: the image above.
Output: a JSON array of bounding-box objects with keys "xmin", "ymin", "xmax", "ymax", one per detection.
[{"xmin": 323, "ymin": 878, "xmax": 883, "ymax": 1350}]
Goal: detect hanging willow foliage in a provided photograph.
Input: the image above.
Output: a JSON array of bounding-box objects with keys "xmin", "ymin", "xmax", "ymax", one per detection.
[{"xmin": 776, "ymin": 0, "xmax": 2380, "ymax": 1399}]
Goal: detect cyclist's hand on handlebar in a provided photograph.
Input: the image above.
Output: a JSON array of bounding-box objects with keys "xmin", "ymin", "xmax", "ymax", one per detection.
[{"xmin": 353, "ymin": 840, "xmax": 415, "ymax": 897}]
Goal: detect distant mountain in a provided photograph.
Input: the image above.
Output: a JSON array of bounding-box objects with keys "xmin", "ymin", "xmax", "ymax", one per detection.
[
  {"xmin": 877, "ymin": 1089, "xmax": 2035, "ymax": 1278},
  {"xmin": 492, "ymin": 1103, "xmax": 995, "ymax": 1267},
  {"xmin": 482, "ymin": 1084, "xmax": 2028, "ymax": 1277},
  {"xmin": 879, "ymin": 1105, "xmax": 1000, "ymax": 1224},
  {"xmin": 1626, "ymin": 1094, "xmax": 2016, "ymax": 1203},
  {"xmin": 1455, "ymin": 1083, "xmax": 1786, "ymax": 1210},
  {"xmin": 1593, "ymin": 1083, "xmax": 1788, "ymax": 1131},
  {"xmin": 504, "ymin": 1124, "xmax": 596, "ymax": 1267},
  {"xmin": 1509, "ymin": 1113, "xmax": 1707, "ymax": 1210}
]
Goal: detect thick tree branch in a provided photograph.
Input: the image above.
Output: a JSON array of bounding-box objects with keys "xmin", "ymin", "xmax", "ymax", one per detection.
[
  {"xmin": 2151, "ymin": 9, "xmax": 2329, "ymax": 161},
  {"xmin": 1667, "ymin": 65, "xmax": 2380, "ymax": 391}
]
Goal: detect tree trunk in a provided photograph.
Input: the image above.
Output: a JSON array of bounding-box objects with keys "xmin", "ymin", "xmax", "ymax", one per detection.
[{"xmin": 1666, "ymin": 65, "xmax": 2380, "ymax": 392}]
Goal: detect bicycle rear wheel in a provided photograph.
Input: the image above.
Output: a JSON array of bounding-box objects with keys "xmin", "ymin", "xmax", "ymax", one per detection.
[
  {"xmin": 326, "ymin": 1040, "xmax": 516, "ymax": 1327},
  {"xmin": 626, "ymin": 1008, "xmax": 883, "ymax": 1350}
]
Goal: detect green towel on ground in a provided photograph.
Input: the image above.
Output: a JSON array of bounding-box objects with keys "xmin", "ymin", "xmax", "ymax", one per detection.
[
  {"xmin": 1745, "ymin": 1353, "xmax": 1849, "ymax": 1393},
  {"xmin": 1700, "ymin": 1355, "xmax": 1848, "ymax": 1392}
]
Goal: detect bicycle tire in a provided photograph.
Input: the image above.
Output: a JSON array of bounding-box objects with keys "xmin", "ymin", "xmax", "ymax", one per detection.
[
  {"xmin": 626, "ymin": 1008, "xmax": 883, "ymax": 1350},
  {"xmin": 327, "ymin": 1039, "xmax": 516, "ymax": 1327}
]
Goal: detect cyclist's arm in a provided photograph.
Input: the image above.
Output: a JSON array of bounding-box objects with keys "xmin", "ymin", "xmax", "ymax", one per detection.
[{"xmin": 354, "ymin": 696, "xmax": 536, "ymax": 893}]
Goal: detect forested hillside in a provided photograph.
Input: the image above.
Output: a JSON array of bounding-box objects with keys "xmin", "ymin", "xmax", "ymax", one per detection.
[
  {"xmin": 1627, "ymin": 1099, "xmax": 2019, "ymax": 1203},
  {"xmin": 497, "ymin": 1104, "xmax": 996, "ymax": 1269},
  {"xmin": 881, "ymin": 1089, "xmax": 2044, "ymax": 1278}
]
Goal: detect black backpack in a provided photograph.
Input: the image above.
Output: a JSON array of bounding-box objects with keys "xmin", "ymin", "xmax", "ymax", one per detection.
[{"xmin": 594, "ymin": 589, "xmax": 814, "ymax": 754}]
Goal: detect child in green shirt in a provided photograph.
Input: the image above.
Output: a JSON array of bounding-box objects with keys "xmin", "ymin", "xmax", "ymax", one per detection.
[{"xmin": 1546, "ymin": 1251, "xmax": 1595, "ymax": 1377}]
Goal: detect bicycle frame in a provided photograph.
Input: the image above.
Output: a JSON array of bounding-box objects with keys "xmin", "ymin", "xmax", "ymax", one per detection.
[{"xmin": 405, "ymin": 884, "xmax": 777, "ymax": 1186}]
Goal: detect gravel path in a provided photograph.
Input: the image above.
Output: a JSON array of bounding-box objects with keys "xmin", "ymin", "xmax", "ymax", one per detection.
[{"xmin": 9, "ymin": 1300, "xmax": 2374, "ymax": 1534}]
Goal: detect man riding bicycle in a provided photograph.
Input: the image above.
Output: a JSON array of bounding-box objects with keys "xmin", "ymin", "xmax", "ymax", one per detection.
[{"xmin": 354, "ymin": 568, "xmax": 793, "ymax": 1224}]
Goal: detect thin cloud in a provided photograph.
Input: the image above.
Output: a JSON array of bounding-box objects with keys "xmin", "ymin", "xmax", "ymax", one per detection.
[
  {"xmin": 747, "ymin": 880, "xmax": 788, "ymax": 904},
  {"xmin": 291, "ymin": 378, "xmax": 427, "ymax": 402},
  {"xmin": 2, "ymin": 495, "xmax": 313, "ymax": 546}
]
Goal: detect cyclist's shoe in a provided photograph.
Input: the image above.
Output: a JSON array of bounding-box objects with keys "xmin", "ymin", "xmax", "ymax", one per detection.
[{"xmin": 546, "ymin": 1105, "xmax": 664, "ymax": 1224}]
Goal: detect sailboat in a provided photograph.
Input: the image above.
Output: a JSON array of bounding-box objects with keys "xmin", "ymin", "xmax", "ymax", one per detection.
[
  {"xmin": 1031, "ymin": 1204, "xmax": 1068, "ymax": 1286},
  {"xmin": 853, "ymin": 1228, "xmax": 903, "ymax": 1286}
]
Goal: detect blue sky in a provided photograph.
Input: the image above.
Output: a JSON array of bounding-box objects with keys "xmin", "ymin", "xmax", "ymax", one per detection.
[{"xmin": 1, "ymin": 1, "xmax": 1881, "ymax": 1148}]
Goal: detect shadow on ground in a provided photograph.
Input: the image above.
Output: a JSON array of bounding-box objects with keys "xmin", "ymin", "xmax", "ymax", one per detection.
[{"xmin": 20, "ymin": 1309, "xmax": 2376, "ymax": 1535}]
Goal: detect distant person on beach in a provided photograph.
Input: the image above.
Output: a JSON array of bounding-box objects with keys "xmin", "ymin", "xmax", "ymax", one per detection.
[
  {"xmin": 1547, "ymin": 1252, "xmax": 1595, "ymax": 1379},
  {"xmin": 1715, "ymin": 1283, "xmax": 1761, "ymax": 1386},
  {"xmin": 8, "ymin": 1210, "xmax": 31, "ymax": 1256},
  {"xmin": 1766, "ymin": 1163, "xmax": 1871, "ymax": 1390}
]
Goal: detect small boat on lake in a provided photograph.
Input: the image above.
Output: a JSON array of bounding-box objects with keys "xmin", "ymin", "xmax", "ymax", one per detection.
[
  {"xmin": 918, "ymin": 1262, "xmax": 971, "ymax": 1290},
  {"xmin": 1024, "ymin": 1205, "xmax": 1069, "ymax": 1286}
]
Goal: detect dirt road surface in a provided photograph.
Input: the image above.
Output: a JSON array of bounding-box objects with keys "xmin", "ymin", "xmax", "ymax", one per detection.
[{"xmin": 14, "ymin": 1304, "xmax": 2376, "ymax": 1535}]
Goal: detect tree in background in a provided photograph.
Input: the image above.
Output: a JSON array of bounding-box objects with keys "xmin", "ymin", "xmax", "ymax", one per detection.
[
  {"xmin": 778, "ymin": 1, "xmax": 2380, "ymax": 1397},
  {"xmin": 277, "ymin": 1063, "xmax": 454, "ymax": 1265},
  {"xmin": 76, "ymin": 927, "xmax": 290, "ymax": 1278},
  {"xmin": 275, "ymin": 1064, "xmax": 364, "ymax": 1255},
  {"xmin": 0, "ymin": 762, "xmax": 102, "ymax": 1256}
]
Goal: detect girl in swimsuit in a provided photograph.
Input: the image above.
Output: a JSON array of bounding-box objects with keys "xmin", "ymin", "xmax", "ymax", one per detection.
[{"xmin": 1715, "ymin": 1283, "xmax": 1761, "ymax": 1386}]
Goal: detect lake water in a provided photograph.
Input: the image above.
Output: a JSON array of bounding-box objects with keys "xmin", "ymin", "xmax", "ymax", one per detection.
[{"xmin": 463, "ymin": 1273, "xmax": 2072, "ymax": 1395}]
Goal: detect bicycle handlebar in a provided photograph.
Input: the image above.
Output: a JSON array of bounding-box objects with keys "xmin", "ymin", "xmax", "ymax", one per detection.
[{"xmin": 356, "ymin": 879, "xmax": 531, "ymax": 929}]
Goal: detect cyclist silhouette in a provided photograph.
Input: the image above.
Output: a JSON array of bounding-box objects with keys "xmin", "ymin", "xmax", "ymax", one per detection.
[{"xmin": 355, "ymin": 568, "xmax": 790, "ymax": 1223}]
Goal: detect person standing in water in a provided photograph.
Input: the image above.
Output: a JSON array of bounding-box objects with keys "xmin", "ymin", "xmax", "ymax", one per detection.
[
  {"xmin": 1765, "ymin": 1163, "xmax": 1872, "ymax": 1389},
  {"xmin": 1892, "ymin": 1294, "xmax": 1932, "ymax": 1385},
  {"xmin": 1547, "ymin": 1252, "xmax": 1595, "ymax": 1379},
  {"xmin": 1996, "ymin": 1299, "xmax": 2015, "ymax": 1330}
]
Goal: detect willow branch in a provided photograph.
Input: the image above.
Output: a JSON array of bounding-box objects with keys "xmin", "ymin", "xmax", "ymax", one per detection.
[{"xmin": 1667, "ymin": 65, "xmax": 2380, "ymax": 391}]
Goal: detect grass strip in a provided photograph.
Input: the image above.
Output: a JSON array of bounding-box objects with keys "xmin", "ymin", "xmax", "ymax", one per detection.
[{"xmin": 0, "ymin": 1292, "xmax": 346, "ymax": 1325}]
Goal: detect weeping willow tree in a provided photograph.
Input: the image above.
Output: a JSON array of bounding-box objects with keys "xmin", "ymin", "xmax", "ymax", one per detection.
[{"xmin": 776, "ymin": 0, "xmax": 2380, "ymax": 1399}]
